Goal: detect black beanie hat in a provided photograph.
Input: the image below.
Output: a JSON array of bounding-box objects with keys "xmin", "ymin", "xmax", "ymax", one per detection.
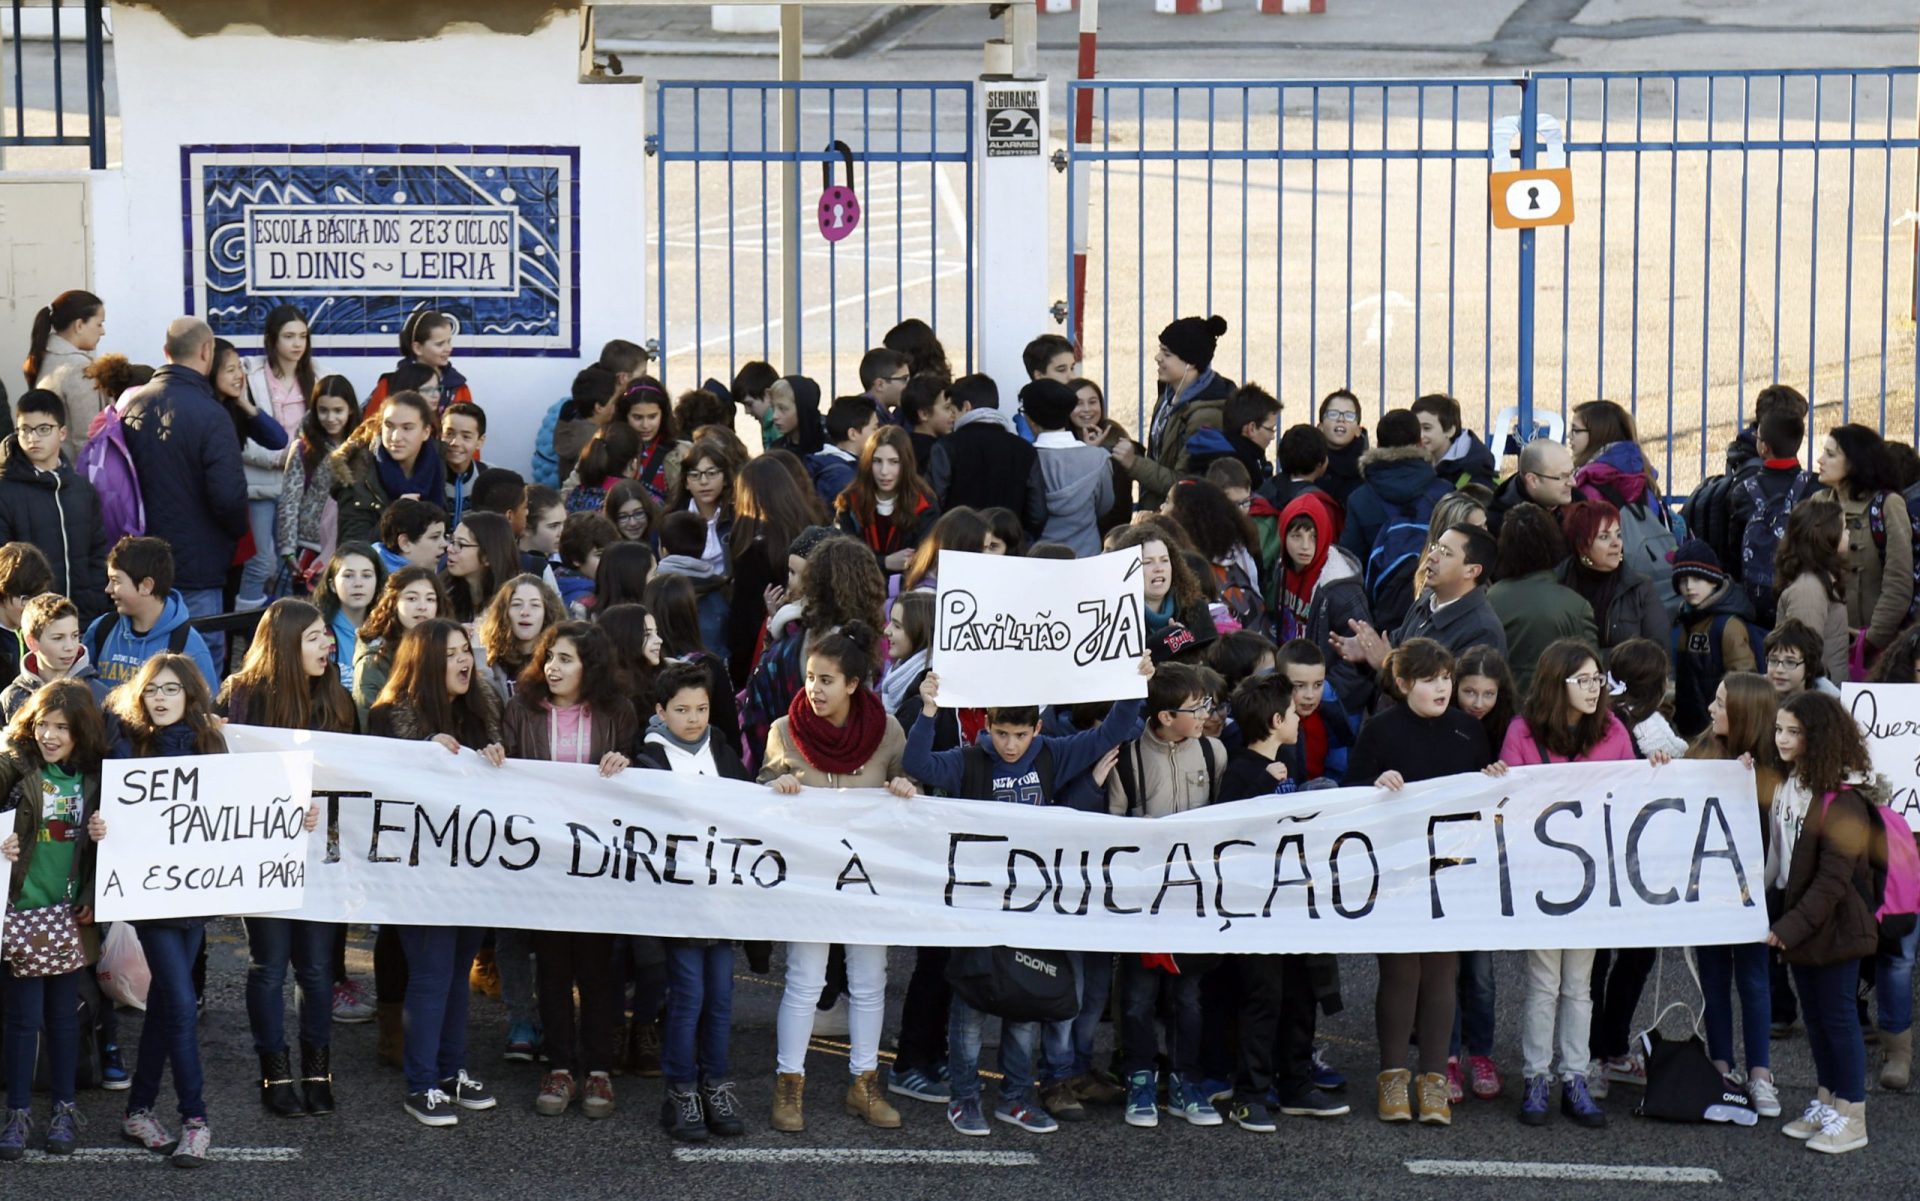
[
  {"xmin": 1159, "ymin": 314, "xmax": 1229, "ymax": 371},
  {"xmin": 1018, "ymin": 379, "xmax": 1079, "ymax": 432}
]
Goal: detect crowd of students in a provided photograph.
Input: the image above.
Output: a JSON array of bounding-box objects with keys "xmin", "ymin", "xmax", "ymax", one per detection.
[{"xmin": 0, "ymin": 292, "xmax": 1912, "ymax": 1165}]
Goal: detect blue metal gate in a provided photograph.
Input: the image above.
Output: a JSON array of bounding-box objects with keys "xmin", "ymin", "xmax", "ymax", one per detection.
[
  {"xmin": 649, "ymin": 81, "xmax": 975, "ymax": 398},
  {"xmin": 1065, "ymin": 69, "xmax": 1920, "ymax": 490}
]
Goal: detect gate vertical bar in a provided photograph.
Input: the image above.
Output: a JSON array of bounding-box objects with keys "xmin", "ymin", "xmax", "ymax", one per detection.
[
  {"xmin": 85, "ymin": 0, "xmax": 106, "ymax": 168},
  {"xmin": 1516, "ymin": 79, "xmax": 1538, "ymax": 438}
]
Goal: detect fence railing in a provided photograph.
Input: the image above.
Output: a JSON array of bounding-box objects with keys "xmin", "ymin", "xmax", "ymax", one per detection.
[
  {"xmin": 1, "ymin": 0, "xmax": 108, "ymax": 169},
  {"xmin": 1066, "ymin": 68, "xmax": 1920, "ymax": 490}
]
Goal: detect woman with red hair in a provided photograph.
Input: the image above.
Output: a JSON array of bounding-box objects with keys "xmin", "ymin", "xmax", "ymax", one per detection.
[{"xmin": 1555, "ymin": 499, "xmax": 1670, "ymax": 655}]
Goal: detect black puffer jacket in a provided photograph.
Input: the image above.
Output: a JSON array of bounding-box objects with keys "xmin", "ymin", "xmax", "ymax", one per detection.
[{"xmin": 0, "ymin": 435, "xmax": 109, "ymax": 622}]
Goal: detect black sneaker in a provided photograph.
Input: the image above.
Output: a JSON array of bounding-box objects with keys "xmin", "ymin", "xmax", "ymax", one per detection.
[
  {"xmin": 661, "ymin": 1084, "xmax": 708, "ymax": 1142},
  {"xmin": 1277, "ymin": 1087, "xmax": 1351, "ymax": 1118},
  {"xmin": 438, "ymin": 1070, "xmax": 497, "ymax": 1111},
  {"xmin": 404, "ymin": 1088, "xmax": 458, "ymax": 1128},
  {"xmin": 1228, "ymin": 1100, "xmax": 1277, "ymax": 1132}
]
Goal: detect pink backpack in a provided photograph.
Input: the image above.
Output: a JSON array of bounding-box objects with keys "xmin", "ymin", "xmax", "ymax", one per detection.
[
  {"xmin": 79, "ymin": 404, "xmax": 146, "ymax": 545},
  {"xmin": 1822, "ymin": 789, "xmax": 1920, "ymax": 936}
]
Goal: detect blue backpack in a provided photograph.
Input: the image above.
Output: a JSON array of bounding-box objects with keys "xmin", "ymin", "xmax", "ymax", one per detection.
[
  {"xmin": 77, "ymin": 405, "xmax": 146, "ymax": 546},
  {"xmin": 1365, "ymin": 484, "xmax": 1447, "ymax": 632},
  {"xmin": 1739, "ymin": 471, "xmax": 1815, "ymax": 628}
]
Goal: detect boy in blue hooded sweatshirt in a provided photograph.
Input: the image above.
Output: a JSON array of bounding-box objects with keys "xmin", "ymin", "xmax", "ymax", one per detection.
[
  {"xmin": 902, "ymin": 657, "xmax": 1151, "ymax": 1138},
  {"xmin": 83, "ymin": 537, "xmax": 218, "ymax": 690}
]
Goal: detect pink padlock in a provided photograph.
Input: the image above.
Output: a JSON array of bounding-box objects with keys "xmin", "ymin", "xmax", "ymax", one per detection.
[{"xmin": 817, "ymin": 140, "xmax": 861, "ymax": 243}]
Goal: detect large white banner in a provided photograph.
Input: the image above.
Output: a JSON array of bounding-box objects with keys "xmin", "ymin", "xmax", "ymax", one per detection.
[
  {"xmin": 219, "ymin": 726, "xmax": 1768, "ymax": 954},
  {"xmin": 932, "ymin": 549, "xmax": 1148, "ymax": 708},
  {"xmin": 95, "ymin": 751, "xmax": 314, "ymax": 922},
  {"xmin": 1843, "ymin": 682, "xmax": 1920, "ymax": 824}
]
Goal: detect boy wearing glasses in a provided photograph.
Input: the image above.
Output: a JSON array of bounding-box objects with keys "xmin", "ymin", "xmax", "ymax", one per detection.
[
  {"xmin": 1106, "ymin": 662, "xmax": 1226, "ymax": 1130},
  {"xmin": 0, "ymin": 390, "xmax": 108, "ymax": 622},
  {"xmin": 1314, "ymin": 389, "xmax": 1369, "ymax": 506}
]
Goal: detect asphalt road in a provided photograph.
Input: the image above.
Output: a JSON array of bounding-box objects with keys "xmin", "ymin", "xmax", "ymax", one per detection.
[{"xmin": 10, "ymin": 923, "xmax": 1917, "ymax": 1199}]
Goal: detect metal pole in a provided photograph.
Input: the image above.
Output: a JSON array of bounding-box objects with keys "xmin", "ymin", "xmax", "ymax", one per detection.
[
  {"xmin": 86, "ymin": 0, "xmax": 105, "ymax": 168},
  {"xmin": 1516, "ymin": 80, "xmax": 1538, "ymax": 439},
  {"xmin": 779, "ymin": 4, "xmax": 803, "ymax": 375},
  {"xmin": 1069, "ymin": 0, "xmax": 1100, "ymax": 351}
]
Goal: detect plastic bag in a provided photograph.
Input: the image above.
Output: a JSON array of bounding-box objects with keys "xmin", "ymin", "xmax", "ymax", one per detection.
[{"xmin": 95, "ymin": 921, "xmax": 150, "ymax": 1011}]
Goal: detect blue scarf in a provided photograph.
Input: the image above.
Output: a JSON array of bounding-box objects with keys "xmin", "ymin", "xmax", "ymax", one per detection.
[
  {"xmin": 1149, "ymin": 368, "xmax": 1219, "ymax": 448},
  {"xmin": 375, "ymin": 441, "xmax": 447, "ymax": 512}
]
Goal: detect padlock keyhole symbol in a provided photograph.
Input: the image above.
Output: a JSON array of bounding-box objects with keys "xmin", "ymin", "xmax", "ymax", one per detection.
[{"xmin": 1527, "ymin": 187, "xmax": 1541, "ymax": 211}]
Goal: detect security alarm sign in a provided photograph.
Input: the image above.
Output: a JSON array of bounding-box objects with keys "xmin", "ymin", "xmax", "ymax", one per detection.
[{"xmin": 986, "ymin": 88, "xmax": 1041, "ymax": 157}]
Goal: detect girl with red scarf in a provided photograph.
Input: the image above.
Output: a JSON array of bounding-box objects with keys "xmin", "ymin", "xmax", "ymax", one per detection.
[
  {"xmin": 834, "ymin": 425, "xmax": 939, "ymax": 576},
  {"xmin": 616, "ymin": 380, "xmax": 690, "ymax": 504},
  {"xmin": 758, "ymin": 623, "xmax": 915, "ymax": 1134},
  {"xmin": 1275, "ymin": 492, "xmax": 1372, "ymax": 711}
]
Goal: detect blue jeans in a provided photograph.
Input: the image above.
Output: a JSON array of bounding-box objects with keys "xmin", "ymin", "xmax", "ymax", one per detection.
[
  {"xmin": 398, "ymin": 926, "xmax": 486, "ymax": 1094},
  {"xmin": 4, "ymin": 966, "xmax": 80, "ymax": 1108},
  {"xmin": 238, "ymin": 497, "xmax": 280, "ymax": 606},
  {"xmin": 244, "ymin": 916, "xmax": 333, "ymax": 1053},
  {"xmin": 131, "ymin": 923, "xmax": 207, "ymax": 1120},
  {"xmin": 178, "ymin": 586, "xmax": 226, "ymax": 674},
  {"xmin": 1875, "ymin": 920, "xmax": 1919, "ymax": 1035},
  {"xmin": 662, "ymin": 943, "xmax": 734, "ymax": 1084},
  {"xmin": 948, "ymin": 995, "xmax": 1036, "ymax": 1104},
  {"xmin": 1694, "ymin": 942, "xmax": 1771, "ymax": 1072},
  {"xmin": 1450, "ymin": 949, "xmax": 1496, "ymax": 1058},
  {"xmin": 1070, "ymin": 951, "xmax": 1113, "ymax": 1076},
  {"xmin": 1793, "ymin": 959, "xmax": 1866, "ymax": 1103}
]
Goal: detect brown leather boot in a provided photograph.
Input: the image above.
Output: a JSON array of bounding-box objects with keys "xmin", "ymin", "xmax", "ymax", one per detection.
[
  {"xmin": 375, "ymin": 1003, "xmax": 403, "ymax": 1069},
  {"xmin": 771, "ymin": 1072, "xmax": 806, "ymax": 1132},
  {"xmin": 845, "ymin": 1070, "xmax": 902, "ymax": 1128}
]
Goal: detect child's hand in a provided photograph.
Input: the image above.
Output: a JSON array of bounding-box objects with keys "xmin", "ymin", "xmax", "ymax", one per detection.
[
  {"xmin": 1110, "ymin": 440, "xmax": 1137, "ymax": 470},
  {"xmin": 74, "ymin": 905, "xmax": 93, "ymax": 926},
  {"xmin": 1138, "ymin": 652, "xmax": 1155, "ymax": 680},
  {"xmin": 431, "ymin": 734, "xmax": 462, "ymax": 755},
  {"xmin": 1091, "ymin": 746, "xmax": 1122, "ymax": 788},
  {"xmin": 768, "ymin": 774, "xmax": 802, "ymax": 795},
  {"xmin": 1375, "ymin": 770, "xmax": 1405, "ymax": 791},
  {"xmin": 598, "ymin": 751, "xmax": 630, "ymax": 778},
  {"xmin": 764, "ymin": 583, "xmax": 786, "ymax": 614},
  {"xmin": 1738, "ymin": 752, "xmax": 1755, "ymax": 770},
  {"xmin": 1265, "ymin": 761, "xmax": 1290, "ymax": 783},
  {"xmin": 479, "ymin": 743, "xmax": 507, "ymax": 768},
  {"xmin": 1648, "ymin": 750, "xmax": 1673, "ymax": 768},
  {"xmin": 0, "ymin": 833, "xmax": 17, "ymax": 862},
  {"xmin": 87, "ymin": 811, "xmax": 108, "ymax": 842},
  {"xmin": 920, "ymin": 672, "xmax": 942, "ymax": 714},
  {"xmin": 1483, "ymin": 761, "xmax": 1509, "ymax": 778},
  {"xmin": 887, "ymin": 776, "xmax": 916, "ymax": 799},
  {"xmin": 884, "ymin": 548, "xmax": 914, "ymax": 574},
  {"xmin": 302, "ymin": 802, "xmax": 320, "ymax": 833}
]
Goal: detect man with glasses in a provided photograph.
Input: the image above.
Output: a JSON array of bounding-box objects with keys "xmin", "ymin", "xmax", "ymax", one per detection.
[
  {"xmin": 1331, "ymin": 523, "xmax": 1507, "ymax": 673},
  {"xmin": 1486, "ymin": 437, "xmax": 1576, "ymax": 537},
  {"xmin": 0, "ymin": 389, "xmax": 108, "ymax": 623}
]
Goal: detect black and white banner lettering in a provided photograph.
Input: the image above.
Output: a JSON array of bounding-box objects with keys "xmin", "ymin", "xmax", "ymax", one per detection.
[
  {"xmin": 222, "ymin": 726, "xmax": 1767, "ymax": 953},
  {"xmin": 96, "ymin": 751, "xmax": 314, "ymax": 922},
  {"xmin": 1844, "ymin": 683, "xmax": 1920, "ymax": 825}
]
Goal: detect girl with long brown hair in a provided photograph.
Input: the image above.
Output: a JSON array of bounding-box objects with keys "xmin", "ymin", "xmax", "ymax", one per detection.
[
  {"xmin": 726, "ymin": 454, "xmax": 819, "ymax": 687},
  {"xmin": 1685, "ymin": 673, "xmax": 1783, "ymax": 1115},
  {"xmin": 1774, "ymin": 498, "xmax": 1851, "ymax": 682},
  {"xmin": 218, "ymin": 600, "xmax": 354, "ymax": 1120},
  {"xmin": 835, "ymin": 425, "xmax": 938, "ymax": 576},
  {"xmin": 350, "ymin": 566, "xmax": 452, "ymax": 723},
  {"xmin": 477, "ymin": 574, "xmax": 565, "ymax": 701},
  {"xmin": 370, "ymin": 619, "xmax": 505, "ymax": 1128}
]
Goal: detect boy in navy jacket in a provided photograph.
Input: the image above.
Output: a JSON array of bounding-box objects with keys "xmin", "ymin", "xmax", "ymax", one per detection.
[{"xmin": 901, "ymin": 657, "xmax": 1149, "ymax": 1137}]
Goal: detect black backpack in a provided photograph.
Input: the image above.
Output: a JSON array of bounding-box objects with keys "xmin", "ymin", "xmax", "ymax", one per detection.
[
  {"xmin": 1738, "ymin": 470, "xmax": 1816, "ymax": 628},
  {"xmin": 945, "ymin": 946, "xmax": 1079, "ymax": 1023},
  {"xmin": 958, "ymin": 743, "xmax": 1057, "ymax": 805},
  {"xmin": 1681, "ymin": 473, "xmax": 1739, "ymax": 576}
]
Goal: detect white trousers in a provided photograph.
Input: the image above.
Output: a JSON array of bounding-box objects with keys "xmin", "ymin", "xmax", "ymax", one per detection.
[
  {"xmin": 776, "ymin": 942, "xmax": 888, "ymax": 1075},
  {"xmin": 1522, "ymin": 947, "xmax": 1596, "ymax": 1080}
]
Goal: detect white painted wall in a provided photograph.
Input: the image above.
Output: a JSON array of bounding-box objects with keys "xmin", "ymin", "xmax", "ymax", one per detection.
[{"xmin": 95, "ymin": 7, "xmax": 646, "ymax": 478}]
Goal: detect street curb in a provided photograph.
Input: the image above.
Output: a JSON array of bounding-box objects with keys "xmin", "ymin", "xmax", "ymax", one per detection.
[{"xmin": 599, "ymin": 5, "xmax": 917, "ymax": 60}]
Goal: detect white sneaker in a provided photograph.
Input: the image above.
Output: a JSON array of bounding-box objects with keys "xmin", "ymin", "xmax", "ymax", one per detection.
[
  {"xmin": 1807, "ymin": 1099, "xmax": 1868, "ymax": 1155},
  {"xmin": 1782, "ymin": 1096, "xmax": 1834, "ymax": 1140},
  {"xmin": 1585, "ymin": 1063, "xmax": 1610, "ymax": 1100},
  {"xmin": 1746, "ymin": 1075, "xmax": 1781, "ymax": 1118}
]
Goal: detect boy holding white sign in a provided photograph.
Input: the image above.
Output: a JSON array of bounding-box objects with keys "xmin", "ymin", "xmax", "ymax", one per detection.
[{"xmin": 902, "ymin": 658, "xmax": 1150, "ymax": 1138}]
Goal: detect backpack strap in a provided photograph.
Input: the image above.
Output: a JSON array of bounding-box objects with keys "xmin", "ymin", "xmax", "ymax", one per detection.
[
  {"xmin": 1707, "ymin": 612, "xmax": 1733, "ymax": 678},
  {"xmin": 1199, "ymin": 736, "xmax": 1219, "ymax": 801},
  {"xmin": 1117, "ymin": 740, "xmax": 1143, "ymax": 817},
  {"xmin": 84, "ymin": 621, "xmax": 104, "ymax": 668},
  {"xmin": 168, "ymin": 623, "xmax": 192, "ymax": 656},
  {"xmin": 1869, "ymin": 491, "xmax": 1888, "ymax": 555},
  {"xmin": 959, "ymin": 744, "xmax": 991, "ymax": 801}
]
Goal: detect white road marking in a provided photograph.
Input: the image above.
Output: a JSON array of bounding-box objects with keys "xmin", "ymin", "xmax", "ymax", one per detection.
[
  {"xmin": 675, "ymin": 1148, "xmax": 1039, "ymax": 1166},
  {"xmin": 1406, "ymin": 1159, "xmax": 1720, "ymax": 1184},
  {"xmin": 14, "ymin": 1146, "xmax": 302, "ymax": 1163}
]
